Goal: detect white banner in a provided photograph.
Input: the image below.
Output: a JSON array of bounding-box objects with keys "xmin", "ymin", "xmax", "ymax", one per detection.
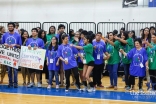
[
  {"xmin": 0, "ymin": 44, "xmax": 20, "ymax": 69},
  {"xmin": 19, "ymin": 46, "xmax": 46, "ymax": 70}
]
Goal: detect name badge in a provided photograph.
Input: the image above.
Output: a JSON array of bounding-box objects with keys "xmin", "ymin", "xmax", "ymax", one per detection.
[
  {"xmin": 150, "ymin": 58, "xmax": 153, "ymax": 62},
  {"xmin": 83, "ymin": 59, "xmax": 86, "ymax": 64},
  {"xmin": 140, "ymin": 63, "xmax": 144, "ymax": 68},
  {"xmin": 65, "ymin": 58, "xmax": 68, "ymax": 62},
  {"xmin": 81, "ymin": 53, "xmax": 84, "ymax": 56},
  {"xmin": 97, "ymin": 54, "xmax": 100, "ymax": 60},
  {"xmin": 50, "ymin": 59, "xmax": 53, "ymax": 63}
]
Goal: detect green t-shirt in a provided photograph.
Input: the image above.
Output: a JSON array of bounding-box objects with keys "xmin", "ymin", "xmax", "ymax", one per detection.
[
  {"xmin": 126, "ymin": 38, "xmax": 134, "ymax": 49},
  {"xmin": 119, "ymin": 38, "xmax": 134, "ymax": 64},
  {"xmin": 147, "ymin": 42, "xmax": 156, "ymax": 70},
  {"xmin": 106, "ymin": 41, "xmax": 120, "ymax": 65},
  {"xmin": 45, "ymin": 34, "xmax": 56, "ymax": 49},
  {"xmin": 83, "ymin": 43, "xmax": 94, "ymax": 64}
]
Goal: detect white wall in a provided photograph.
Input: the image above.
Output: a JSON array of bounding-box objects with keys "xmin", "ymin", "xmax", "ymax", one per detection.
[{"xmin": 0, "ymin": 0, "xmax": 156, "ymax": 24}]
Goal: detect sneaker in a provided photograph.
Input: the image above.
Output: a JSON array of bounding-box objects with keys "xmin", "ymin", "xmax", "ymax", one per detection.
[
  {"xmin": 8, "ymin": 84, "xmax": 13, "ymax": 88},
  {"xmin": 37, "ymin": 82, "xmax": 42, "ymax": 88},
  {"xmin": 88, "ymin": 87, "xmax": 94, "ymax": 92},
  {"xmin": 82, "ymin": 87, "xmax": 87, "ymax": 91},
  {"xmin": 93, "ymin": 87, "xmax": 96, "ymax": 91},
  {"xmin": 126, "ymin": 86, "xmax": 131, "ymax": 91},
  {"xmin": 47, "ymin": 85, "xmax": 51, "ymax": 89},
  {"xmin": 139, "ymin": 89, "xmax": 144, "ymax": 92},
  {"xmin": 56, "ymin": 85, "xmax": 59, "ymax": 89},
  {"xmin": 75, "ymin": 84, "xmax": 81, "ymax": 90},
  {"xmin": 14, "ymin": 85, "xmax": 18, "ymax": 88},
  {"xmin": 27, "ymin": 82, "xmax": 35, "ymax": 88},
  {"xmin": 97, "ymin": 84, "xmax": 104, "ymax": 88},
  {"xmin": 65, "ymin": 89, "xmax": 69, "ymax": 92}
]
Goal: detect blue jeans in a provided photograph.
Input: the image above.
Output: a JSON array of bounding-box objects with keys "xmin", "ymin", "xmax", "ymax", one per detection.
[
  {"xmin": 107, "ymin": 64, "xmax": 119, "ymax": 86},
  {"xmin": 123, "ymin": 64, "xmax": 130, "ymax": 86},
  {"xmin": 7, "ymin": 66, "xmax": 18, "ymax": 86},
  {"xmin": 48, "ymin": 70, "xmax": 59, "ymax": 85}
]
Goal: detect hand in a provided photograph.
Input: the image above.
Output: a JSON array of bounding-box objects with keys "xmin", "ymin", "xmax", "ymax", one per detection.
[
  {"xmin": 28, "ymin": 45, "xmax": 31, "ymax": 50},
  {"xmin": 56, "ymin": 62, "xmax": 59, "ymax": 66},
  {"xmin": 114, "ymin": 36, "xmax": 119, "ymax": 40},
  {"xmin": 146, "ymin": 66, "xmax": 149, "ymax": 70},
  {"xmin": 4, "ymin": 44, "xmax": 9, "ymax": 48},
  {"xmin": 64, "ymin": 60, "xmax": 68, "ymax": 65},
  {"xmin": 46, "ymin": 41, "xmax": 49, "ymax": 45},
  {"xmin": 119, "ymin": 49, "xmax": 124, "ymax": 54},
  {"xmin": 46, "ymin": 62, "xmax": 48, "ymax": 66},
  {"xmin": 70, "ymin": 44, "xmax": 73, "ymax": 47},
  {"xmin": 80, "ymin": 57, "xmax": 83, "ymax": 62},
  {"xmin": 94, "ymin": 46, "xmax": 96, "ymax": 49},
  {"xmin": 105, "ymin": 38, "xmax": 109, "ymax": 42},
  {"xmin": 33, "ymin": 46, "xmax": 37, "ymax": 50},
  {"xmin": 11, "ymin": 44, "xmax": 16, "ymax": 47}
]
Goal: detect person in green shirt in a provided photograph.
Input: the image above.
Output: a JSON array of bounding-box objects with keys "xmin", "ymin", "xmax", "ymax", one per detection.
[
  {"xmin": 105, "ymin": 32, "xmax": 120, "ymax": 90},
  {"xmin": 45, "ymin": 26, "xmax": 56, "ymax": 49},
  {"xmin": 115, "ymin": 31, "xmax": 134, "ymax": 89},
  {"xmin": 144, "ymin": 33, "xmax": 156, "ymax": 90},
  {"xmin": 72, "ymin": 33, "xmax": 95, "ymax": 92}
]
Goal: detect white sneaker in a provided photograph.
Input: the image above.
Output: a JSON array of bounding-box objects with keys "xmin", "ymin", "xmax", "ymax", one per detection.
[
  {"xmin": 65, "ymin": 89, "xmax": 69, "ymax": 92},
  {"xmin": 47, "ymin": 85, "xmax": 51, "ymax": 89},
  {"xmin": 93, "ymin": 87, "xmax": 96, "ymax": 91},
  {"xmin": 56, "ymin": 85, "xmax": 59, "ymax": 89},
  {"xmin": 82, "ymin": 87, "xmax": 87, "ymax": 91},
  {"xmin": 37, "ymin": 82, "xmax": 42, "ymax": 88},
  {"xmin": 88, "ymin": 87, "xmax": 94, "ymax": 92},
  {"xmin": 27, "ymin": 82, "xmax": 35, "ymax": 88}
]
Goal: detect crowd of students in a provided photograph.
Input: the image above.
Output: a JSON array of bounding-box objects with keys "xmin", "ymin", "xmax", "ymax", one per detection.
[{"xmin": 0, "ymin": 22, "xmax": 156, "ymax": 92}]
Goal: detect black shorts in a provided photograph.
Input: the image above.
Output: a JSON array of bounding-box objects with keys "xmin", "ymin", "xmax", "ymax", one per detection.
[
  {"xmin": 87, "ymin": 61, "xmax": 94, "ymax": 66},
  {"xmin": 29, "ymin": 68, "xmax": 41, "ymax": 74},
  {"xmin": 78, "ymin": 62, "xmax": 84, "ymax": 70}
]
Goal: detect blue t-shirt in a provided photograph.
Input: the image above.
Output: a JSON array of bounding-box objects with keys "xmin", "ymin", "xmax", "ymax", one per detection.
[
  {"xmin": 57, "ymin": 44, "xmax": 78, "ymax": 70},
  {"xmin": 2, "ymin": 32, "xmax": 22, "ymax": 46},
  {"xmin": 127, "ymin": 48, "xmax": 148, "ymax": 77},
  {"xmin": 46, "ymin": 47, "xmax": 59, "ymax": 71},
  {"xmin": 26, "ymin": 37, "xmax": 44, "ymax": 48},
  {"xmin": 78, "ymin": 39, "xmax": 85, "ymax": 63},
  {"xmin": 93, "ymin": 40, "xmax": 106, "ymax": 65}
]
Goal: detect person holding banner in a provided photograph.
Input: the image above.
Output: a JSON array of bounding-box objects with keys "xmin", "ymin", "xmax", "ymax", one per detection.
[
  {"xmin": 58, "ymin": 34, "xmax": 82, "ymax": 92},
  {"xmin": 26, "ymin": 28, "xmax": 44, "ymax": 88},
  {"xmin": 1, "ymin": 22, "xmax": 22, "ymax": 88},
  {"xmin": 46, "ymin": 36, "xmax": 60, "ymax": 89}
]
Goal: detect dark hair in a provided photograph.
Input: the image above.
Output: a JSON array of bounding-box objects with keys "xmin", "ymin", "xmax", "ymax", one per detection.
[
  {"xmin": 20, "ymin": 28, "xmax": 25, "ymax": 33},
  {"xmin": 8, "ymin": 22, "xmax": 15, "ymax": 28},
  {"xmin": 153, "ymin": 32, "xmax": 156, "ymax": 36},
  {"xmin": 140, "ymin": 29, "xmax": 143, "ymax": 31},
  {"xmin": 131, "ymin": 30, "xmax": 136, "ymax": 40},
  {"xmin": 121, "ymin": 31, "xmax": 128, "ymax": 46},
  {"xmin": 108, "ymin": 32, "xmax": 115, "ymax": 42},
  {"xmin": 134, "ymin": 38, "xmax": 142, "ymax": 46},
  {"xmin": 31, "ymin": 28, "xmax": 38, "ymax": 33},
  {"xmin": 84, "ymin": 35, "xmax": 93, "ymax": 44},
  {"xmin": 113, "ymin": 30, "xmax": 118, "ymax": 35},
  {"xmin": 58, "ymin": 24, "xmax": 65, "ymax": 29},
  {"xmin": 37, "ymin": 27, "xmax": 41, "ymax": 29},
  {"xmin": 88, "ymin": 31, "xmax": 93, "ymax": 35},
  {"xmin": 150, "ymin": 26, "xmax": 155, "ymax": 30},
  {"xmin": 48, "ymin": 26, "xmax": 56, "ymax": 34},
  {"xmin": 81, "ymin": 30, "xmax": 88, "ymax": 35},
  {"xmin": 141, "ymin": 27, "xmax": 151, "ymax": 43},
  {"xmin": 59, "ymin": 32, "xmax": 67, "ymax": 45},
  {"xmin": 91, "ymin": 33, "xmax": 95, "ymax": 39},
  {"xmin": 69, "ymin": 29, "xmax": 74, "ymax": 39},
  {"xmin": 21, "ymin": 30, "xmax": 29, "ymax": 44},
  {"xmin": 96, "ymin": 32, "xmax": 102, "ymax": 36},
  {"xmin": 15, "ymin": 22, "xmax": 19, "ymax": 26},
  {"xmin": 78, "ymin": 28, "xmax": 83, "ymax": 33},
  {"xmin": 48, "ymin": 36, "xmax": 58, "ymax": 51},
  {"xmin": 121, "ymin": 27, "xmax": 125, "ymax": 31},
  {"xmin": 38, "ymin": 29, "xmax": 46, "ymax": 43}
]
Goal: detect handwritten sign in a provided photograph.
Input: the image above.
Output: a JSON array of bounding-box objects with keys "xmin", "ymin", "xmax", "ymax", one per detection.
[
  {"xmin": 19, "ymin": 46, "xmax": 46, "ymax": 70},
  {"xmin": 0, "ymin": 44, "xmax": 20, "ymax": 69}
]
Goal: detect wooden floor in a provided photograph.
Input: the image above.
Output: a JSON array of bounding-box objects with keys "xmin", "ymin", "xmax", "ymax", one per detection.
[{"xmin": 0, "ymin": 73, "xmax": 154, "ymax": 104}]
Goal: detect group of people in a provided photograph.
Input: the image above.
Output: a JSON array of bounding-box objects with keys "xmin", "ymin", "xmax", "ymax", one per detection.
[{"xmin": 0, "ymin": 22, "xmax": 156, "ymax": 93}]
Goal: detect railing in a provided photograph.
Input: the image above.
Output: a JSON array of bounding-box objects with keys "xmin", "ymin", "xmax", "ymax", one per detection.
[
  {"xmin": 69, "ymin": 22, "xmax": 96, "ymax": 33},
  {"xmin": 97, "ymin": 22, "xmax": 125, "ymax": 37}
]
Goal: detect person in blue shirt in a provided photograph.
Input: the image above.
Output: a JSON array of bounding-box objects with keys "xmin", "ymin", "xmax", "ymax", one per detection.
[
  {"xmin": 26, "ymin": 28, "xmax": 44, "ymax": 88},
  {"xmin": 46, "ymin": 36, "xmax": 60, "ymax": 89},
  {"xmin": 120, "ymin": 38, "xmax": 148, "ymax": 91},
  {"xmin": 57, "ymin": 34, "xmax": 82, "ymax": 92},
  {"xmin": 92, "ymin": 32, "xmax": 110, "ymax": 88},
  {"xmin": 1, "ymin": 22, "xmax": 22, "ymax": 88}
]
